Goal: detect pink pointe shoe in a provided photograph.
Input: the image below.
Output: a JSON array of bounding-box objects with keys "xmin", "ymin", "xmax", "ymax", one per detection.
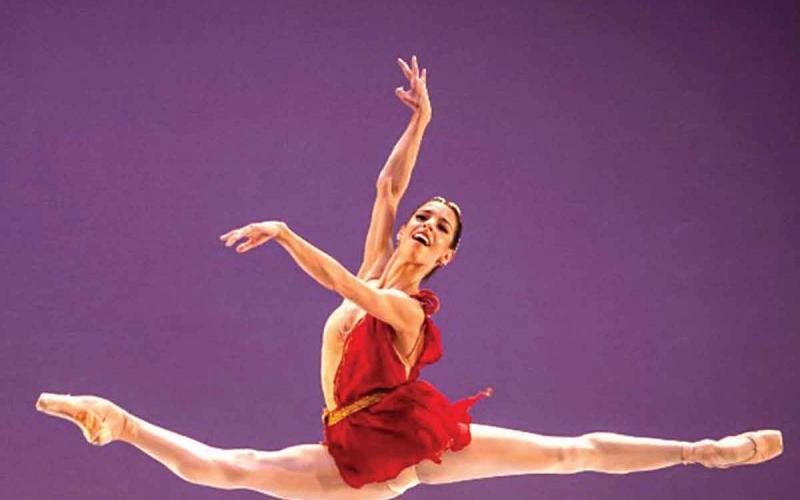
[
  {"xmin": 682, "ymin": 429, "xmax": 784, "ymax": 469},
  {"xmin": 36, "ymin": 393, "xmax": 131, "ymax": 446}
]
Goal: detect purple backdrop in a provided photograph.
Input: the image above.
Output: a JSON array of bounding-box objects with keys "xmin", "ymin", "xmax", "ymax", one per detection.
[{"xmin": 3, "ymin": 1, "xmax": 798, "ymax": 498}]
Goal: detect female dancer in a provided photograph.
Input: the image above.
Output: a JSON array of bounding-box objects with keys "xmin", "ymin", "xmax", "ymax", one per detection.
[{"xmin": 36, "ymin": 55, "xmax": 782, "ymax": 500}]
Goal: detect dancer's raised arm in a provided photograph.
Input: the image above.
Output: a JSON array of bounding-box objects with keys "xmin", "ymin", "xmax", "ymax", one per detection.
[
  {"xmin": 357, "ymin": 55, "xmax": 432, "ymax": 280},
  {"xmin": 219, "ymin": 221, "xmax": 423, "ymax": 333}
]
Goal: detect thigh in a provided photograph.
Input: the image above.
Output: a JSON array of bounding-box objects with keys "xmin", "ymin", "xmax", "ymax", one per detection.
[
  {"xmin": 232, "ymin": 443, "xmax": 400, "ymax": 500},
  {"xmin": 415, "ymin": 423, "xmax": 587, "ymax": 485}
]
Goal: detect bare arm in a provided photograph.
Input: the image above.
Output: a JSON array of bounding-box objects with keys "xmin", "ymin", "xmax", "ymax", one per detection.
[
  {"xmin": 378, "ymin": 55, "xmax": 431, "ymax": 199},
  {"xmin": 219, "ymin": 56, "xmax": 432, "ymax": 331},
  {"xmin": 220, "ymin": 221, "xmax": 423, "ymax": 332},
  {"xmin": 277, "ymin": 224, "xmax": 424, "ymax": 332},
  {"xmin": 357, "ymin": 55, "xmax": 432, "ymax": 279},
  {"xmin": 377, "ymin": 110, "xmax": 431, "ymax": 200},
  {"xmin": 357, "ymin": 113, "xmax": 429, "ymax": 279}
]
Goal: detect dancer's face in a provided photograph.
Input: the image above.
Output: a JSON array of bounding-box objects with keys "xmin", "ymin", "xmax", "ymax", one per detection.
[{"xmin": 397, "ymin": 201, "xmax": 457, "ymax": 269}]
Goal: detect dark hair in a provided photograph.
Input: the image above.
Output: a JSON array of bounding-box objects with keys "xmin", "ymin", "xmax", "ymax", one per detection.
[{"xmin": 409, "ymin": 196, "xmax": 463, "ymax": 283}]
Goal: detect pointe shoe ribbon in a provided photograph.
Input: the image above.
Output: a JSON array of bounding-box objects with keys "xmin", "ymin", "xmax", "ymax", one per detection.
[
  {"xmin": 36, "ymin": 393, "xmax": 129, "ymax": 446},
  {"xmin": 682, "ymin": 429, "xmax": 783, "ymax": 468}
]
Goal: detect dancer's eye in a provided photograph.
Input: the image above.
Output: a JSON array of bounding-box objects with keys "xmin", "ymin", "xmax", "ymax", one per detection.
[
  {"xmin": 416, "ymin": 213, "xmax": 449, "ymax": 233},
  {"xmin": 416, "ymin": 214, "xmax": 448, "ymax": 233}
]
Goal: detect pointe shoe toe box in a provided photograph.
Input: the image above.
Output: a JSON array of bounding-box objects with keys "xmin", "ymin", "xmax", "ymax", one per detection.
[
  {"xmin": 36, "ymin": 393, "xmax": 123, "ymax": 446},
  {"xmin": 36, "ymin": 392, "xmax": 61, "ymax": 412},
  {"xmin": 745, "ymin": 430, "xmax": 783, "ymax": 464}
]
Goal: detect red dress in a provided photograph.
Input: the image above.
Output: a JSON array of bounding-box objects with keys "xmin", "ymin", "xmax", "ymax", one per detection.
[{"xmin": 321, "ymin": 288, "xmax": 493, "ymax": 489}]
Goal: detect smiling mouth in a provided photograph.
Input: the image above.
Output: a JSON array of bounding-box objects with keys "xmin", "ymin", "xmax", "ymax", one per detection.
[{"xmin": 412, "ymin": 233, "xmax": 431, "ymax": 246}]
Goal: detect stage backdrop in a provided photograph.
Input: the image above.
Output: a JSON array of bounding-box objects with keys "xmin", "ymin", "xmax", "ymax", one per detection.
[{"xmin": 3, "ymin": 1, "xmax": 798, "ymax": 499}]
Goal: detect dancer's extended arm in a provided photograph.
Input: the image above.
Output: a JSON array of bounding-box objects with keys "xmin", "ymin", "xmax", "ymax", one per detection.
[
  {"xmin": 379, "ymin": 55, "xmax": 432, "ymax": 199},
  {"xmin": 219, "ymin": 221, "xmax": 423, "ymax": 332},
  {"xmin": 219, "ymin": 56, "xmax": 431, "ymax": 329},
  {"xmin": 279, "ymin": 223, "xmax": 424, "ymax": 331},
  {"xmin": 357, "ymin": 55, "xmax": 431, "ymax": 280}
]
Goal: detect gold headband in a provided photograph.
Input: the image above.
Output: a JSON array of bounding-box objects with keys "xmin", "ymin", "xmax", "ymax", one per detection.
[{"xmin": 431, "ymin": 196, "xmax": 462, "ymax": 218}]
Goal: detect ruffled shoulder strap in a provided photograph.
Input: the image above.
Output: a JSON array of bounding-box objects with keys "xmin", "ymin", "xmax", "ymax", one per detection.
[
  {"xmin": 416, "ymin": 319, "xmax": 443, "ymax": 367},
  {"xmin": 408, "ymin": 289, "xmax": 443, "ymax": 370},
  {"xmin": 409, "ymin": 288, "xmax": 440, "ymax": 316}
]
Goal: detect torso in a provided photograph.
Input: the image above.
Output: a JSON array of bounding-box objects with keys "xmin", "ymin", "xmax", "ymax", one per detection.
[{"xmin": 320, "ymin": 279, "xmax": 425, "ymax": 412}]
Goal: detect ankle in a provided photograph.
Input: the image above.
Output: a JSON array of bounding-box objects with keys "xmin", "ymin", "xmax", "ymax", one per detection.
[
  {"xmin": 681, "ymin": 441, "xmax": 696, "ymax": 465},
  {"xmin": 120, "ymin": 411, "xmax": 139, "ymax": 443}
]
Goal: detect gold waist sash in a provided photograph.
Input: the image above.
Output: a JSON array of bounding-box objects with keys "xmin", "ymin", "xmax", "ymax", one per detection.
[{"xmin": 322, "ymin": 389, "xmax": 391, "ymax": 426}]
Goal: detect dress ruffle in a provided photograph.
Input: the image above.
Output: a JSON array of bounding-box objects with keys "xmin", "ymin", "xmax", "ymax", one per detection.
[{"xmin": 323, "ymin": 382, "xmax": 493, "ymax": 488}]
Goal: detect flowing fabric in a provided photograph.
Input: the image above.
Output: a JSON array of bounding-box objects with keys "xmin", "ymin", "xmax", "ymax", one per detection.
[{"xmin": 321, "ymin": 289, "xmax": 493, "ymax": 488}]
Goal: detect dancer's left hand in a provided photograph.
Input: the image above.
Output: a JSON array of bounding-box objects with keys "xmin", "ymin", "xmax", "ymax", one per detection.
[
  {"xmin": 219, "ymin": 221, "xmax": 286, "ymax": 254},
  {"xmin": 395, "ymin": 55, "xmax": 431, "ymax": 120}
]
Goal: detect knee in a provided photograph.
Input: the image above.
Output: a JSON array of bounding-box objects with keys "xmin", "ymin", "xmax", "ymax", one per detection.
[
  {"xmin": 558, "ymin": 434, "xmax": 605, "ymax": 473},
  {"xmin": 183, "ymin": 448, "xmax": 267, "ymax": 490},
  {"xmin": 223, "ymin": 448, "xmax": 264, "ymax": 481},
  {"xmin": 215, "ymin": 446, "xmax": 317, "ymax": 492},
  {"xmin": 581, "ymin": 432, "xmax": 619, "ymax": 453},
  {"xmin": 574, "ymin": 432, "xmax": 622, "ymax": 473}
]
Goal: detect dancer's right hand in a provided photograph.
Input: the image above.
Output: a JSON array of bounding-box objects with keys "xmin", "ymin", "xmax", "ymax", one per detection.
[{"xmin": 219, "ymin": 221, "xmax": 286, "ymax": 254}]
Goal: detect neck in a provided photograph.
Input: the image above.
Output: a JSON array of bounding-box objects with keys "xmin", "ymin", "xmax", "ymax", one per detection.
[{"xmin": 377, "ymin": 250, "xmax": 432, "ymax": 294}]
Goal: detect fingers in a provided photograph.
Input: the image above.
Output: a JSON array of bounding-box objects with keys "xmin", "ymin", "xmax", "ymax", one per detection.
[
  {"xmin": 220, "ymin": 226, "xmax": 247, "ymax": 247},
  {"xmin": 236, "ymin": 241, "xmax": 253, "ymax": 253},
  {"xmin": 397, "ymin": 58, "xmax": 412, "ymax": 79},
  {"xmin": 395, "ymin": 87, "xmax": 417, "ymax": 109},
  {"xmin": 237, "ymin": 235, "xmax": 271, "ymax": 253},
  {"xmin": 219, "ymin": 224, "xmax": 268, "ymax": 254},
  {"xmin": 220, "ymin": 233, "xmax": 238, "ymax": 246},
  {"xmin": 395, "ymin": 86, "xmax": 413, "ymax": 100},
  {"xmin": 421, "ymin": 67, "xmax": 427, "ymax": 83},
  {"xmin": 397, "ymin": 55, "xmax": 424, "ymax": 84}
]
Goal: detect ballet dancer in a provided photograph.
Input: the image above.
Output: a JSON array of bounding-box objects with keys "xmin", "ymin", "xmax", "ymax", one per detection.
[{"xmin": 36, "ymin": 55, "xmax": 783, "ymax": 500}]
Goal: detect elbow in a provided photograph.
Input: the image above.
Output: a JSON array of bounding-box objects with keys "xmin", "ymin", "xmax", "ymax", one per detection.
[
  {"xmin": 326, "ymin": 265, "xmax": 348, "ymax": 295},
  {"xmin": 327, "ymin": 275, "xmax": 342, "ymax": 294},
  {"xmin": 322, "ymin": 265, "xmax": 344, "ymax": 294},
  {"xmin": 376, "ymin": 177, "xmax": 392, "ymax": 194},
  {"xmin": 376, "ymin": 178, "xmax": 398, "ymax": 202}
]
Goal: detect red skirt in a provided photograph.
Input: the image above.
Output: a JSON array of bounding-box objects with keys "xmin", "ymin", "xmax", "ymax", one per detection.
[{"xmin": 321, "ymin": 380, "xmax": 492, "ymax": 489}]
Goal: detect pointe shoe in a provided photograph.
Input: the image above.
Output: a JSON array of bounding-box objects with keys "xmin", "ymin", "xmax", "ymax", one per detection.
[
  {"xmin": 682, "ymin": 429, "xmax": 784, "ymax": 469},
  {"xmin": 36, "ymin": 393, "xmax": 131, "ymax": 446}
]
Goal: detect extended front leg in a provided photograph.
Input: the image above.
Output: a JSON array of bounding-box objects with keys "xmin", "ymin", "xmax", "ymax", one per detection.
[
  {"xmin": 37, "ymin": 394, "xmax": 398, "ymax": 499},
  {"xmin": 123, "ymin": 412, "xmax": 251, "ymax": 489}
]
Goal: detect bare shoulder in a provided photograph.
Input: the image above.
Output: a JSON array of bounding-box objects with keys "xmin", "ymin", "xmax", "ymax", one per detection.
[{"xmin": 326, "ymin": 277, "xmax": 384, "ymax": 332}]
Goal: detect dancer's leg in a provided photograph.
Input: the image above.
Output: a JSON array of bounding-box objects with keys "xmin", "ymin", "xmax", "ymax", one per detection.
[
  {"xmin": 38, "ymin": 395, "xmax": 398, "ymax": 500},
  {"xmin": 415, "ymin": 423, "xmax": 752, "ymax": 484},
  {"xmin": 122, "ymin": 412, "xmax": 247, "ymax": 490},
  {"xmin": 123, "ymin": 413, "xmax": 401, "ymax": 499}
]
